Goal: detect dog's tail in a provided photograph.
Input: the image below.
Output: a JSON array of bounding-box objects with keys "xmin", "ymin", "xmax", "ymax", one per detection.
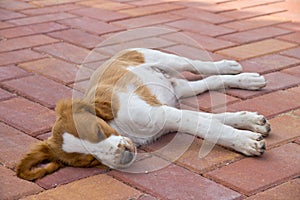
[{"xmin": 16, "ymin": 140, "xmax": 63, "ymax": 181}]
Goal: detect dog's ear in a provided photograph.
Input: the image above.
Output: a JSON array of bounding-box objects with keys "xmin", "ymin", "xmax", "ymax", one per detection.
[
  {"xmin": 55, "ymin": 99, "xmax": 98, "ymax": 118},
  {"xmin": 55, "ymin": 99, "xmax": 73, "ymax": 119},
  {"xmin": 94, "ymin": 99, "xmax": 114, "ymax": 120},
  {"xmin": 55, "ymin": 95, "xmax": 115, "ymax": 121}
]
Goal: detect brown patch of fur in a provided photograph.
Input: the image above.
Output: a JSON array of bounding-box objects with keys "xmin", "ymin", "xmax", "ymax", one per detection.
[
  {"xmin": 135, "ymin": 85, "xmax": 162, "ymax": 106},
  {"xmin": 85, "ymin": 49, "xmax": 161, "ymax": 108}
]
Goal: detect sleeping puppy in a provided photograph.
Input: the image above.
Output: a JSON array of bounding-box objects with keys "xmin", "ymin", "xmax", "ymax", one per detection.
[{"xmin": 17, "ymin": 48, "xmax": 270, "ymax": 181}]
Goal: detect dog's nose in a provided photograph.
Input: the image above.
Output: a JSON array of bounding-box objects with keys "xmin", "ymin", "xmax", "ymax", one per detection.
[{"xmin": 120, "ymin": 149, "xmax": 135, "ymax": 165}]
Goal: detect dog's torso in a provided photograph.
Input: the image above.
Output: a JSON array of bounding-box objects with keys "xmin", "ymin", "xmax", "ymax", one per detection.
[{"xmin": 84, "ymin": 49, "xmax": 177, "ymax": 145}]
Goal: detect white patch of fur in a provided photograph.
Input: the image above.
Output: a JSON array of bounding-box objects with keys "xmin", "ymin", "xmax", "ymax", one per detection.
[
  {"xmin": 62, "ymin": 133, "xmax": 130, "ymax": 168},
  {"xmin": 109, "ymin": 91, "xmax": 168, "ymax": 145}
]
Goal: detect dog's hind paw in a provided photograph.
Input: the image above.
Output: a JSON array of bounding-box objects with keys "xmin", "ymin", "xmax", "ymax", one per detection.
[{"xmin": 215, "ymin": 60, "xmax": 243, "ymax": 75}]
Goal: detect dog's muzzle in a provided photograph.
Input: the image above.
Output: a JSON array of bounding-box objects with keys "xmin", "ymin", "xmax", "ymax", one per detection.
[{"xmin": 117, "ymin": 136, "xmax": 137, "ymax": 167}]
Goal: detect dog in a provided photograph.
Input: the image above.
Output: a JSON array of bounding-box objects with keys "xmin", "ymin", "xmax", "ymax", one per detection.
[{"xmin": 17, "ymin": 48, "xmax": 271, "ymax": 181}]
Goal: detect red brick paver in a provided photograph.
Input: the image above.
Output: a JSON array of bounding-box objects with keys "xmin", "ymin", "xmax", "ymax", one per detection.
[
  {"xmin": 144, "ymin": 133, "xmax": 243, "ymax": 174},
  {"xmin": 267, "ymin": 114, "xmax": 300, "ymax": 148},
  {"xmin": 225, "ymin": 90, "xmax": 300, "ymax": 118},
  {"xmin": 2, "ymin": 75, "xmax": 72, "ymax": 108},
  {"xmin": 119, "ymin": 3, "xmax": 184, "ymax": 17},
  {"xmin": 218, "ymin": 26, "xmax": 292, "ymax": 44},
  {"xmin": 1, "ymin": 0, "xmax": 300, "ymax": 199},
  {"xmin": 23, "ymin": 174, "xmax": 142, "ymax": 200},
  {"xmin": 59, "ymin": 17, "xmax": 125, "ymax": 35},
  {"xmin": 0, "ymin": 65, "xmax": 31, "ymax": 81},
  {"xmin": 0, "ymin": 49, "xmax": 47, "ymax": 66},
  {"xmin": 0, "ymin": 34, "xmax": 58, "ymax": 53},
  {"xmin": 216, "ymin": 39, "xmax": 297, "ymax": 60},
  {"xmin": 34, "ymin": 42, "xmax": 107, "ymax": 64},
  {"xmin": 0, "ymin": 165, "xmax": 43, "ymax": 200},
  {"xmin": 246, "ymin": 178, "xmax": 300, "ymax": 200},
  {"xmin": 206, "ymin": 143, "xmax": 300, "ymax": 196},
  {"xmin": 0, "ymin": 88, "xmax": 15, "ymax": 101},
  {"xmin": 36, "ymin": 167, "xmax": 108, "ymax": 189},
  {"xmin": 167, "ymin": 19, "xmax": 235, "ymax": 37},
  {"xmin": 8, "ymin": 13, "xmax": 76, "ymax": 26},
  {"xmin": 240, "ymin": 54, "xmax": 300, "ymax": 74},
  {"xmin": 48, "ymin": 29, "xmax": 104, "ymax": 49},
  {"xmin": 110, "ymin": 164, "xmax": 242, "ymax": 200},
  {"xmin": 0, "ymin": 122, "xmax": 38, "ymax": 169},
  {"xmin": 0, "ymin": 97, "xmax": 55, "ymax": 136},
  {"xmin": 0, "ymin": 22, "xmax": 67, "ymax": 39},
  {"xmin": 19, "ymin": 57, "xmax": 93, "ymax": 85},
  {"xmin": 222, "ymin": 15, "xmax": 287, "ymax": 31}
]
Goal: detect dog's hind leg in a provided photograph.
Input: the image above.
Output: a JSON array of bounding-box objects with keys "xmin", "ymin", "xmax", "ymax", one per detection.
[
  {"xmin": 134, "ymin": 48, "xmax": 243, "ymax": 75},
  {"xmin": 172, "ymin": 73, "xmax": 266, "ymax": 98}
]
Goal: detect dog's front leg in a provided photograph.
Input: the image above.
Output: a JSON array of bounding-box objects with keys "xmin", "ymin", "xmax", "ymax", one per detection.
[{"xmin": 161, "ymin": 106, "xmax": 266, "ymax": 156}]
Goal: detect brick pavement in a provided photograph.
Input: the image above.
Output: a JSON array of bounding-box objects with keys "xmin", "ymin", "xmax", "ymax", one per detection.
[{"xmin": 0, "ymin": 0, "xmax": 299, "ymax": 199}]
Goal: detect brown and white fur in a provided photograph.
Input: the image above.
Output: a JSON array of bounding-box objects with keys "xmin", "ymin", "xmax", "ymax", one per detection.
[{"xmin": 17, "ymin": 48, "xmax": 270, "ymax": 181}]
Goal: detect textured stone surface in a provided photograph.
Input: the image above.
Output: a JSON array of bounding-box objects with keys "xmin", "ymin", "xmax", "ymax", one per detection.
[
  {"xmin": 36, "ymin": 167, "xmax": 109, "ymax": 189},
  {"xmin": 0, "ymin": 34, "xmax": 58, "ymax": 53},
  {"xmin": 0, "ymin": 49, "xmax": 46, "ymax": 66},
  {"xmin": 167, "ymin": 19, "xmax": 235, "ymax": 37},
  {"xmin": 266, "ymin": 114, "xmax": 300, "ymax": 148},
  {"xmin": 112, "ymin": 13, "xmax": 183, "ymax": 29},
  {"xmin": 145, "ymin": 133, "xmax": 243, "ymax": 174},
  {"xmin": 119, "ymin": 3, "xmax": 184, "ymax": 17},
  {"xmin": 34, "ymin": 42, "xmax": 107, "ymax": 64},
  {"xmin": 206, "ymin": 143, "xmax": 300, "ymax": 196},
  {"xmin": 110, "ymin": 164, "xmax": 242, "ymax": 200},
  {"xmin": 7, "ymin": 13, "xmax": 75, "ymax": 25},
  {"xmin": 0, "ymin": 97, "xmax": 55, "ymax": 136},
  {"xmin": 240, "ymin": 54, "xmax": 300, "ymax": 74},
  {"xmin": 59, "ymin": 17, "xmax": 125, "ymax": 35},
  {"xmin": 246, "ymin": 178, "xmax": 300, "ymax": 200},
  {"xmin": 0, "ymin": 22, "xmax": 67, "ymax": 38},
  {"xmin": 0, "ymin": 88, "xmax": 15, "ymax": 101},
  {"xmin": 0, "ymin": 165, "xmax": 43, "ymax": 200},
  {"xmin": 2, "ymin": 75, "xmax": 72, "ymax": 108},
  {"xmin": 225, "ymin": 90, "xmax": 300, "ymax": 118},
  {"xmin": 24, "ymin": 174, "xmax": 142, "ymax": 200},
  {"xmin": 0, "ymin": 65, "xmax": 31, "ymax": 82},
  {"xmin": 0, "ymin": 122, "xmax": 38, "ymax": 169},
  {"xmin": 69, "ymin": 7, "xmax": 129, "ymax": 22},
  {"xmin": 219, "ymin": 26, "xmax": 292, "ymax": 44},
  {"xmin": 19, "ymin": 58, "xmax": 93, "ymax": 84},
  {"xmin": 217, "ymin": 39, "xmax": 297, "ymax": 60},
  {"xmin": 161, "ymin": 31, "xmax": 236, "ymax": 51},
  {"xmin": 48, "ymin": 29, "xmax": 104, "ymax": 49}
]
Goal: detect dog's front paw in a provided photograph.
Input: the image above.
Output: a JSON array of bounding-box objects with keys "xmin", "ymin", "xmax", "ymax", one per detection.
[
  {"xmin": 234, "ymin": 131, "xmax": 266, "ymax": 156},
  {"xmin": 248, "ymin": 113, "xmax": 271, "ymax": 137},
  {"xmin": 236, "ymin": 111, "xmax": 271, "ymax": 136}
]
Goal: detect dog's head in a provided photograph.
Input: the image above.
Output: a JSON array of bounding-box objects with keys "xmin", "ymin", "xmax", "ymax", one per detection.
[{"xmin": 52, "ymin": 99, "xmax": 136, "ymax": 168}]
